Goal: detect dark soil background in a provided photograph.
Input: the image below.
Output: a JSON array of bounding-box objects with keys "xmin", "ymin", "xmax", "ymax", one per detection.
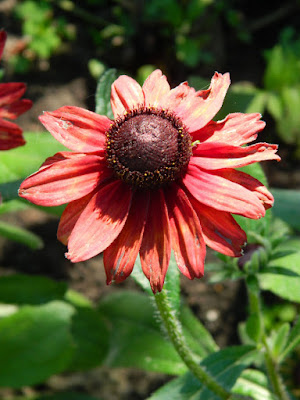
[{"xmin": 0, "ymin": 1, "xmax": 299, "ymax": 399}]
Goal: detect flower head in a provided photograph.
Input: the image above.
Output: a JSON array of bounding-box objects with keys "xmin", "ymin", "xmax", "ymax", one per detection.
[
  {"xmin": 0, "ymin": 30, "xmax": 32, "ymax": 150},
  {"xmin": 19, "ymin": 69, "xmax": 280, "ymax": 293}
]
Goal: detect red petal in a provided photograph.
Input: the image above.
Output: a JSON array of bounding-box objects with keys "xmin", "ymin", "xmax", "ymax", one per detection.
[
  {"xmin": 111, "ymin": 75, "xmax": 144, "ymax": 117},
  {"xmin": 159, "ymin": 82, "xmax": 191, "ymax": 110},
  {"xmin": 0, "ymin": 119, "xmax": 25, "ymax": 150},
  {"xmin": 0, "ymin": 30, "xmax": 7, "ymax": 60},
  {"xmin": 192, "ymin": 113, "xmax": 265, "ymax": 145},
  {"xmin": 188, "ymin": 195, "xmax": 247, "ymax": 256},
  {"xmin": 19, "ymin": 153, "xmax": 110, "ymax": 206},
  {"xmin": 104, "ymin": 191, "xmax": 150, "ymax": 284},
  {"xmin": 0, "ymin": 99, "xmax": 32, "ymax": 119},
  {"xmin": 216, "ymin": 169, "xmax": 275, "ymax": 210},
  {"xmin": 165, "ymin": 184, "xmax": 205, "ymax": 279},
  {"xmin": 142, "ymin": 69, "xmax": 170, "ymax": 108},
  {"xmin": 66, "ymin": 180, "xmax": 132, "ymax": 262},
  {"xmin": 0, "ymin": 83, "xmax": 26, "ymax": 107},
  {"xmin": 175, "ymin": 72, "xmax": 230, "ymax": 133},
  {"xmin": 57, "ymin": 191, "xmax": 95, "ymax": 245},
  {"xmin": 182, "ymin": 164, "xmax": 266, "ymax": 219},
  {"xmin": 39, "ymin": 106, "xmax": 111, "ymax": 152},
  {"xmin": 140, "ymin": 189, "xmax": 171, "ymax": 293},
  {"xmin": 191, "ymin": 142, "xmax": 280, "ymax": 170}
]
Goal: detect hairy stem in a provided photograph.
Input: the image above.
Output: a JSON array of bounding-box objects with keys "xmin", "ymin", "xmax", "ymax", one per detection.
[
  {"xmin": 246, "ymin": 277, "xmax": 291, "ymax": 400},
  {"xmin": 155, "ymin": 289, "xmax": 239, "ymax": 400}
]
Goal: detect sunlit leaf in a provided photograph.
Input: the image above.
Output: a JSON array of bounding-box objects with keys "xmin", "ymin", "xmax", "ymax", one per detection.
[
  {"xmin": 259, "ymin": 251, "xmax": 300, "ymax": 302},
  {"xmin": 232, "ymin": 369, "xmax": 277, "ymax": 400},
  {"xmin": 0, "ymin": 132, "xmax": 66, "ymax": 184},
  {"xmin": 95, "ymin": 68, "xmax": 118, "ymax": 118}
]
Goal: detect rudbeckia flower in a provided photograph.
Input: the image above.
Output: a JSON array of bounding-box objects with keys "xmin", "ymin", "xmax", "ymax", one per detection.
[
  {"xmin": 19, "ymin": 70, "xmax": 280, "ymax": 293},
  {"xmin": 0, "ymin": 30, "xmax": 32, "ymax": 150}
]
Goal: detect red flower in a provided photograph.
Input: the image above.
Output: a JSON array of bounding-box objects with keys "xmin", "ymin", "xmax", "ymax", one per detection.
[
  {"xmin": 19, "ymin": 70, "xmax": 280, "ymax": 293},
  {"xmin": 0, "ymin": 30, "xmax": 32, "ymax": 150}
]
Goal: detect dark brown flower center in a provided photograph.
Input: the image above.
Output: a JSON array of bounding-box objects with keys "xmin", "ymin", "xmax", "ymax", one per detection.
[{"xmin": 106, "ymin": 108, "xmax": 192, "ymax": 188}]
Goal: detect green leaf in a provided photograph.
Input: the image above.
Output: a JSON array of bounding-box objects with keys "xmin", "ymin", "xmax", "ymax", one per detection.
[
  {"xmin": 0, "ymin": 301, "xmax": 74, "ymax": 387},
  {"xmin": 0, "ymin": 274, "xmax": 67, "ymax": 305},
  {"xmin": 98, "ymin": 290, "xmax": 187, "ymax": 375},
  {"xmin": 279, "ymin": 316, "xmax": 300, "ymax": 362},
  {"xmin": 130, "ymin": 255, "xmax": 153, "ymax": 294},
  {"xmin": 0, "ymin": 199, "xmax": 28, "ymax": 214},
  {"xmin": 259, "ymin": 250, "xmax": 300, "ymax": 302},
  {"xmin": 216, "ymin": 83, "xmax": 266, "ymax": 120},
  {"xmin": 0, "ymin": 132, "xmax": 66, "ymax": 184},
  {"xmin": 68, "ymin": 306, "xmax": 109, "ymax": 371},
  {"xmin": 149, "ymin": 345, "xmax": 257, "ymax": 399},
  {"xmin": 234, "ymin": 163, "xmax": 271, "ymax": 236},
  {"xmin": 180, "ymin": 304, "xmax": 219, "ymax": 354},
  {"xmin": 95, "ymin": 68, "xmax": 118, "ymax": 118},
  {"xmin": 272, "ymin": 189, "xmax": 300, "ymax": 231},
  {"xmin": 0, "ymin": 220, "xmax": 43, "ymax": 249},
  {"xmin": 269, "ymin": 323, "xmax": 290, "ymax": 360},
  {"xmin": 162, "ymin": 252, "xmax": 180, "ymax": 315},
  {"xmin": 266, "ymin": 92, "xmax": 283, "ymax": 120},
  {"xmin": 232, "ymin": 369, "xmax": 277, "ymax": 400},
  {"xmin": 0, "ymin": 179, "xmax": 24, "ymax": 202},
  {"xmin": 65, "ymin": 289, "xmax": 92, "ymax": 308},
  {"xmin": 131, "ymin": 253, "xmax": 181, "ymax": 315}
]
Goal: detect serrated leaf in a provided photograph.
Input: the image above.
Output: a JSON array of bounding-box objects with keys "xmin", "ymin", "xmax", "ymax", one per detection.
[
  {"xmin": 149, "ymin": 345, "xmax": 257, "ymax": 399},
  {"xmin": 0, "ymin": 274, "xmax": 67, "ymax": 305},
  {"xmin": 0, "ymin": 301, "xmax": 74, "ymax": 387},
  {"xmin": 95, "ymin": 68, "xmax": 118, "ymax": 118},
  {"xmin": 0, "ymin": 220, "xmax": 43, "ymax": 249}
]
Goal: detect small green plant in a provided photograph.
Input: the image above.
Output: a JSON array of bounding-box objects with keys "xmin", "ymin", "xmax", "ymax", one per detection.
[{"xmin": 12, "ymin": 0, "xmax": 75, "ymax": 73}]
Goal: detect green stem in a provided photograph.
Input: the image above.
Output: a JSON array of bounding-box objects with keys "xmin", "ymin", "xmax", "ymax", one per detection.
[
  {"xmin": 263, "ymin": 338, "xmax": 291, "ymax": 400},
  {"xmin": 246, "ymin": 277, "xmax": 291, "ymax": 400},
  {"xmin": 154, "ymin": 289, "xmax": 234, "ymax": 400}
]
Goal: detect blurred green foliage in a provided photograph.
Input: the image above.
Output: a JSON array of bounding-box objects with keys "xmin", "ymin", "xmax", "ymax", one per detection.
[
  {"xmin": 263, "ymin": 28, "xmax": 300, "ymax": 153},
  {"xmin": 13, "ymin": 0, "xmax": 75, "ymax": 73},
  {"xmin": 12, "ymin": 0, "xmax": 252, "ymax": 72}
]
